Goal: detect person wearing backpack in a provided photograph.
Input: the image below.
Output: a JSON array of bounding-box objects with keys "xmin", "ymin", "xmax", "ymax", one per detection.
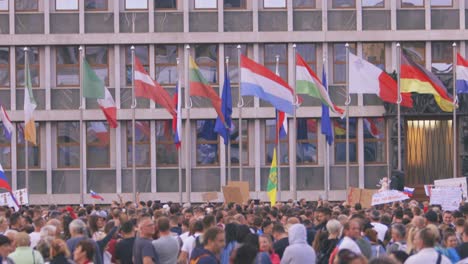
[{"xmin": 189, "ymin": 227, "xmax": 225, "ymax": 264}]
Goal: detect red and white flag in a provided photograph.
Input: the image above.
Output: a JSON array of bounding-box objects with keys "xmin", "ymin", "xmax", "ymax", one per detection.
[{"xmin": 97, "ymin": 87, "xmax": 117, "ymax": 129}]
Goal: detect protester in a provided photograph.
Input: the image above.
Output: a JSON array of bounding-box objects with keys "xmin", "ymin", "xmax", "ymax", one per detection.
[
  {"xmin": 259, "ymin": 234, "xmax": 280, "ymax": 264},
  {"xmin": 8, "ymin": 231, "xmax": 44, "ymax": 264},
  {"xmin": 152, "ymin": 216, "xmax": 179, "ymax": 264},
  {"xmin": 280, "ymin": 223, "xmax": 316, "ymax": 264},
  {"xmin": 73, "ymin": 239, "xmax": 95, "ymax": 264},
  {"xmin": 49, "ymin": 238, "xmax": 73, "ymax": 264},
  {"xmin": 190, "ymin": 227, "xmax": 225, "ymax": 264},
  {"xmin": 133, "ymin": 216, "xmax": 158, "ymax": 264},
  {"xmin": 220, "ymin": 223, "xmax": 238, "ymax": 264},
  {"xmin": 66, "ymin": 219, "xmax": 102, "ymax": 264},
  {"xmin": 115, "ymin": 221, "xmax": 136, "ymax": 264},
  {"xmin": 0, "ymin": 235, "xmax": 15, "ymax": 264},
  {"xmin": 404, "ymin": 227, "xmax": 451, "ymax": 264},
  {"xmin": 272, "ymin": 223, "xmax": 289, "ymax": 259}
]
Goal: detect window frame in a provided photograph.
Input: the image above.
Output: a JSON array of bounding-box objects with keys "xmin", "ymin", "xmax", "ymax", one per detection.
[
  {"xmin": 155, "ymin": 0, "xmax": 177, "ymax": 10},
  {"xmin": 127, "ymin": 121, "xmax": 151, "ymax": 168},
  {"xmin": 56, "ymin": 121, "xmax": 80, "ymax": 169},
  {"xmin": 265, "ymin": 119, "xmax": 289, "ymax": 165},
  {"xmin": 224, "ymin": 0, "xmax": 247, "ymax": 9},
  {"xmin": 86, "ymin": 121, "xmax": 111, "ymax": 168},
  {"xmin": 126, "ymin": 45, "xmax": 149, "ymax": 87},
  {"xmin": 16, "ymin": 46, "xmax": 40, "ymax": 88},
  {"xmin": 362, "ymin": 42, "xmax": 386, "ymax": 70},
  {"xmin": 56, "ymin": 46, "xmax": 80, "ymax": 88},
  {"xmin": 263, "ymin": 0, "xmax": 287, "ymax": 9},
  {"xmin": 194, "ymin": 44, "xmax": 219, "ymax": 85},
  {"xmin": 15, "ymin": 0, "xmax": 39, "ymax": 12},
  {"xmin": 85, "ymin": 46, "xmax": 109, "ymax": 86},
  {"xmin": 229, "ymin": 119, "xmax": 249, "ymax": 166},
  {"xmin": 292, "ymin": 0, "xmax": 316, "ymax": 9},
  {"xmin": 361, "ymin": 0, "xmax": 384, "ymax": 8},
  {"xmin": 363, "ymin": 117, "xmax": 386, "ymax": 164},
  {"xmin": 332, "ymin": 0, "xmax": 356, "ymax": 9},
  {"xmin": 430, "ymin": 0, "xmax": 452, "ymax": 7},
  {"xmin": 55, "ymin": 0, "xmax": 79, "ymax": 11},
  {"xmin": 332, "ymin": 43, "xmax": 355, "ymax": 84},
  {"xmin": 296, "ymin": 118, "xmax": 318, "ymax": 165},
  {"xmin": 333, "ymin": 118, "xmax": 358, "ymax": 164},
  {"xmin": 84, "ymin": 0, "xmax": 108, "ymax": 11},
  {"xmin": 0, "ymin": 47, "xmax": 9, "ymax": 88},
  {"xmin": 155, "ymin": 44, "xmax": 178, "ymax": 86},
  {"xmin": 0, "ymin": 0, "xmax": 8, "ymax": 12},
  {"xmin": 401, "ymin": 42, "xmax": 426, "ymax": 65},
  {"xmin": 194, "ymin": 0, "xmax": 218, "ymax": 9},
  {"xmin": 295, "ymin": 43, "xmax": 317, "ymax": 73},
  {"xmin": 196, "ymin": 119, "xmax": 220, "ymax": 166},
  {"xmin": 264, "ymin": 43, "xmax": 288, "ymax": 82},
  {"xmin": 400, "ymin": 0, "xmax": 424, "ymax": 8},
  {"xmin": 155, "ymin": 120, "xmax": 179, "ymax": 167},
  {"xmin": 125, "ymin": 0, "xmax": 149, "ymax": 11},
  {"xmin": 17, "ymin": 122, "xmax": 41, "ymax": 169}
]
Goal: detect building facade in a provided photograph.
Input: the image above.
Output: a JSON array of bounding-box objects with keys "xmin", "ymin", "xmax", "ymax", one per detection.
[{"xmin": 0, "ymin": 0, "xmax": 466, "ymax": 204}]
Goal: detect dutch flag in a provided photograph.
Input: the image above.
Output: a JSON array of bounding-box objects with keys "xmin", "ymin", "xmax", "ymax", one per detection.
[{"xmin": 456, "ymin": 53, "xmax": 468, "ymax": 94}]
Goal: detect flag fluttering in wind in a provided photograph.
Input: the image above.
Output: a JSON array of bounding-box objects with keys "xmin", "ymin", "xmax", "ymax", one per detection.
[
  {"xmin": 172, "ymin": 86, "xmax": 182, "ymax": 149},
  {"xmin": 90, "ymin": 190, "xmax": 104, "ymax": 201},
  {"xmin": 267, "ymin": 148, "xmax": 278, "ymax": 206},
  {"xmin": 321, "ymin": 68, "xmax": 334, "ymax": 146},
  {"xmin": 348, "ymin": 52, "xmax": 413, "ymax": 108},
  {"xmin": 0, "ymin": 162, "xmax": 11, "ymax": 192},
  {"xmin": 214, "ymin": 65, "xmax": 232, "ymax": 145},
  {"xmin": 456, "ymin": 53, "xmax": 468, "ymax": 94},
  {"xmin": 24, "ymin": 59, "xmax": 37, "ymax": 145},
  {"xmin": 0, "ymin": 105, "xmax": 13, "ymax": 140}
]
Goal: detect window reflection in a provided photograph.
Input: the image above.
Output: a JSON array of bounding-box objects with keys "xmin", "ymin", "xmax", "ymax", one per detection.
[
  {"xmin": 196, "ymin": 120, "xmax": 218, "ymax": 165},
  {"xmin": 57, "ymin": 122, "xmax": 80, "ymax": 168},
  {"xmin": 296, "ymin": 118, "xmax": 318, "ymax": 164},
  {"xmin": 334, "ymin": 118, "xmax": 357, "ymax": 163}
]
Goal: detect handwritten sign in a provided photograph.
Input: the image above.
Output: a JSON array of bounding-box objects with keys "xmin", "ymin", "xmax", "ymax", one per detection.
[
  {"xmin": 430, "ymin": 186, "xmax": 462, "ymax": 211},
  {"xmin": 434, "ymin": 177, "xmax": 468, "ymax": 201},
  {"xmin": 371, "ymin": 190, "xmax": 409, "ymax": 206},
  {"xmin": 227, "ymin": 181, "xmax": 250, "ymax": 203}
]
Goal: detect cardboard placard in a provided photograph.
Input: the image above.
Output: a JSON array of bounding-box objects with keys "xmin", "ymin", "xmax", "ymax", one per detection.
[
  {"xmin": 347, "ymin": 187, "xmax": 378, "ymax": 208},
  {"xmin": 371, "ymin": 190, "xmax": 409, "ymax": 206},
  {"xmin": 227, "ymin": 181, "xmax": 250, "ymax": 203},
  {"xmin": 347, "ymin": 187, "xmax": 361, "ymax": 206},
  {"xmin": 361, "ymin": 189, "xmax": 377, "ymax": 208},
  {"xmin": 202, "ymin": 192, "xmax": 218, "ymax": 202},
  {"xmin": 222, "ymin": 186, "xmax": 243, "ymax": 204}
]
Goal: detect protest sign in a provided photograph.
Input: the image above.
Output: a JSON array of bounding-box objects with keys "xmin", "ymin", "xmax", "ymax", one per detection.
[
  {"xmin": 430, "ymin": 186, "xmax": 462, "ymax": 211},
  {"xmin": 434, "ymin": 177, "xmax": 468, "ymax": 201},
  {"xmin": 361, "ymin": 189, "xmax": 376, "ymax": 208},
  {"xmin": 347, "ymin": 187, "xmax": 361, "ymax": 206},
  {"xmin": 201, "ymin": 192, "xmax": 218, "ymax": 202},
  {"xmin": 371, "ymin": 190, "xmax": 409, "ymax": 206},
  {"xmin": 222, "ymin": 186, "xmax": 243, "ymax": 204},
  {"xmin": 227, "ymin": 181, "xmax": 250, "ymax": 203}
]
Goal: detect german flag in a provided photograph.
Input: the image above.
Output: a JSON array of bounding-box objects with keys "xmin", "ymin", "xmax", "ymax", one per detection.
[{"xmin": 400, "ymin": 51, "xmax": 454, "ymax": 112}]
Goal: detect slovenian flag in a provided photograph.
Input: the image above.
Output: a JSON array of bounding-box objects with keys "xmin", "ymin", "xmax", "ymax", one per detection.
[
  {"xmin": 172, "ymin": 87, "xmax": 181, "ymax": 149},
  {"xmin": 0, "ymin": 105, "xmax": 13, "ymax": 140},
  {"xmin": 0, "ymin": 162, "xmax": 12, "ymax": 192},
  {"xmin": 456, "ymin": 53, "xmax": 468, "ymax": 94},
  {"xmin": 90, "ymin": 190, "xmax": 104, "ymax": 201},
  {"xmin": 403, "ymin": 187, "xmax": 415, "ymax": 197}
]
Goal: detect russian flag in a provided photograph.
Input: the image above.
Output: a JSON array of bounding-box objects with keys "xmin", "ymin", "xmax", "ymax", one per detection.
[
  {"xmin": 0, "ymin": 162, "xmax": 12, "ymax": 192},
  {"xmin": 0, "ymin": 105, "xmax": 13, "ymax": 140},
  {"xmin": 172, "ymin": 86, "xmax": 181, "ymax": 149},
  {"xmin": 240, "ymin": 55, "xmax": 296, "ymax": 115},
  {"xmin": 403, "ymin": 187, "xmax": 415, "ymax": 197},
  {"xmin": 90, "ymin": 190, "xmax": 104, "ymax": 201},
  {"xmin": 456, "ymin": 53, "xmax": 468, "ymax": 94}
]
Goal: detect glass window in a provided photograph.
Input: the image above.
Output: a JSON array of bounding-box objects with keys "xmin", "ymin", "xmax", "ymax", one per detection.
[
  {"xmin": 333, "ymin": 43, "xmax": 355, "ymax": 84},
  {"xmin": 57, "ymin": 122, "xmax": 80, "ymax": 168},
  {"xmin": 264, "ymin": 0, "xmax": 286, "ymax": 8},
  {"xmin": 155, "ymin": 45, "xmax": 177, "ymax": 85},
  {"xmin": 127, "ymin": 45, "xmax": 149, "ymax": 86},
  {"xmin": 195, "ymin": 0, "xmax": 217, "ymax": 9},
  {"xmin": 155, "ymin": 0, "xmax": 177, "ymax": 9},
  {"xmin": 230, "ymin": 120, "xmax": 248, "ymax": 165},
  {"xmin": 362, "ymin": 0, "xmax": 384, "ymax": 7},
  {"xmin": 334, "ymin": 118, "xmax": 357, "ymax": 163},
  {"xmin": 224, "ymin": 0, "xmax": 246, "ymax": 9},
  {"xmin": 224, "ymin": 44, "xmax": 246, "ymax": 83},
  {"xmin": 332, "ymin": 0, "xmax": 356, "ymax": 8},
  {"xmin": 17, "ymin": 122, "xmax": 40, "ymax": 168},
  {"xmin": 293, "ymin": 0, "xmax": 315, "ymax": 8},
  {"xmin": 56, "ymin": 0, "xmax": 78, "ymax": 10},
  {"xmin": 16, "ymin": 47, "xmax": 40, "ymax": 87},
  {"xmin": 401, "ymin": 42, "xmax": 425, "ymax": 65},
  {"xmin": 86, "ymin": 121, "xmax": 110, "ymax": 168},
  {"xmin": 0, "ymin": 0, "xmax": 8, "ymax": 11},
  {"xmin": 295, "ymin": 43, "xmax": 317, "ymax": 73},
  {"xmin": 15, "ymin": 0, "xmax": 38, "ymax": 11},
  {"xmin": 125, "ymin": 0, "xmax": 148, "ymax": 10},
  {"xmin": 0, "ymin": 47, "xmax": 9, "ymax": 88},
  {"xmin": 196, "ymin": 120, "xmax": 219, "ymax": 165},
  {"xmin": 85, "ymin": 0, "xmax": 107, "ymax": 11},
  {"xmin": 127, "ymin": 121, "xmax": 151, "ymax": 167},
  {"xmin": 56, "ymin": 46, "xmax": 80, "ymax": 87},
  {"xmin": 265, "ymin": 119, "xmax": 289, "ymax": 164},
  {"xmin": 156, "ymin": 120, "xmax": 178, "ymax": 166},
  {"xmin": 0, "ymin": 126, "xmax": 11, "ymax": 169},
  {"xmin": 431, "ymin": 0, "xmax": 452, "ymax": 6},
  {"xmin": 194, "ymin": 44, "xmax": 218, "ymax": 84},
  {"xmin": 85, "ymin": 46, "xmax": 109, "ymax": 86},
  {"xmin": 432, "ymin": 42, "xmax": 453, "ymax": 90},
  {"xmin": 296, "ymin": 118, "xmax": 318, "ymax": 164},
  {"xmin": 362, "ymin": 42, "xmax": 385, "ymax": 70},
  {"xmin": 364, "ymin": 117, "xmax": 385, "ymax": 163},
  {"xmin": 401, "ymin": 0, "xmax": 424, "ymax": 7},
  {"xmin": 264, "ymin": 44, "xmax": 287, "ymax": 81}
]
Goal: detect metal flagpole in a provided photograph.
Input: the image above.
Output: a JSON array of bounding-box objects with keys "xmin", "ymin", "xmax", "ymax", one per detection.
[
  {"xmin": 79, "ymin": 46, "xmax": 84, "ymax": 205},
  {"xmin": 345, "ymin": 43, "xmax": 350, "ymax": 191},
  {"xmin": 226, "ymin": 56, "xmax": 232, "ymax": 183},
  {"xmin": 237, "ymin": 45, "xmax": 243, "ymax": 182},
  {"xmin": 24, "ymin": 47, "xmax": 29, "ymax": 194},
  {"xmin": 131, "ymin": 46, "xmax": 137, "ymax": 202},
  {"xmin": 275, "ymin": 54, "xmax": 282, "ymax": 202},
  {"xmin": 453, "ymin": 42, "xmax": 457, "ymax": 178},
  {"xmin": 176, "ymin": 57, "xmax": 183, "ymax": 203},
  {"xmin": 396, "ymin": 43, "xmax": 402, "ymax": 171},
  {"xmin": 292, "ymin": 44, "xmax": 298, "ymax": 201},
  {"xmin": 185, "ymin": 45, "xmax": 192, "ymax": 202}
]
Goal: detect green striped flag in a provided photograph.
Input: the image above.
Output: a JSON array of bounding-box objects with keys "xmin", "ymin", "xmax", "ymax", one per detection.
[{"xmin": 83, "ymin": 58, "xmax": 105, "ymax": 99}]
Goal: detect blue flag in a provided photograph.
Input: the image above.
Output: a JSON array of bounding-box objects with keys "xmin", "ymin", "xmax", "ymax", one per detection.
[
  {"xmin": 321, "ymin": 68, "xmax": 333, "ymax": 145},
  {"xmin": 214, "ymin": 66, "xmax": 233, "ymax": 145}
]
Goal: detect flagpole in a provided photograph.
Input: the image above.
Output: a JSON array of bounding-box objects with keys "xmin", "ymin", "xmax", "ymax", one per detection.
[
  {"xmin": 177, "ymin": 57, "xmax": 183, "ymax": 203},
  {"xmin": 23, "ymin": 47, "xmax": 29, "ymax": 194},
  {"xmin": 237, "ymin": 45, "xmax": 243, "ymax": 182},
  {"xmin": 345, "ymin": 43, "xmax": 350, "ymax": 193},
  {"xmin": 131, "ymin": 46, "xmax": 137, "ymax": 203},
  {"xmin": 225, "ymin": 56, "xmax": 232, "ymax": 183},
  {"xmin": 396, "ymin": 43, "xmax": 402, "ymax": 171},
  {"xmin": 185, "ymin": 45, "xmax": 191, "ymax": 203},
  {"xmin": 275, "ymin": 54, "xmax": 282, "ymax": 202},
  {"xmin": 452, "ymin": 42, "xmax": 457, "ymax": 178},
  {"xmin": 79, "ymin": 46, "xmax": 84, "ymax": 206},
  {"xmin": 292, "ymin": 44, "xmax": 297, "ymax": 201}
]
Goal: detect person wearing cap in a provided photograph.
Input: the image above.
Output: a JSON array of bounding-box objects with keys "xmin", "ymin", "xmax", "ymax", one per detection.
[
  {"xmin": 0, "ymin": 235, "xmax": 14, "ymax": 264},
  {"xmin": 425, "ymin": 210, "xmax": 439, "ymax": 226},
  {"xmin": 8, "ymin": 232, "xmax": 44, "ymax": 264},
  {"xmin": 370, "ymin": 210, "xmax": 387, "ymax": 243}
]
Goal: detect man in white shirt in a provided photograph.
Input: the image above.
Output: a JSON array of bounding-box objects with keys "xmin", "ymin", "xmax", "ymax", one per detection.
[
  {"xmin": 339, "ymin": 220, "xmax": 362, "ymax": 254},
  {"xmin": 177, "ymin": 220, "xmax": 203, "ymax": 264},
  {"xmin": 29, "ymin": 217, "xmax": 44, "ymax": 249},
  {"xmin": 370, "ymin": 210, "xmax": 388, "ymax": 242},
  {"xmin": 405, "ymin": 227, "xmax": 451, "ymax": 264}
]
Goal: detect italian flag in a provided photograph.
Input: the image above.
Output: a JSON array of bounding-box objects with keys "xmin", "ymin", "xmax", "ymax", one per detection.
[
  {"xmin": 295, "ymin": 53, "xmax": 344, "ymax": 116},
  {"xmin": 24, "ymin": 60, "xmax": 37, "ymax": 145}
]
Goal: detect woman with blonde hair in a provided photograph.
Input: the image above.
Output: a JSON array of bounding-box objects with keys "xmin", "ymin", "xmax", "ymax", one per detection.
[
  {"xmin": 406, "ymin": 226, "xmax": 419, "ymax": 255},
  {"xmin": 49, "ymin": 238, "xmax": 73, "ymax": 264}
]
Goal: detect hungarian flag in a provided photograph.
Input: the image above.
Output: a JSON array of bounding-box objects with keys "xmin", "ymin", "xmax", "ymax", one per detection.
[
  {"xmin": 349, "ymin": 52, "xmax": 413, "ymax": 108},
  {"xmin": 134, "ymin": 57, "xmax": 176, "ymax": 117},
  {"xmin": 189, "ymin": 56, "xmax": 225, "ymax": 124},
  {"xmin": 400, "ymin": 51, "xmax": 453, "ymax": 112},
  {"xmin": 267, "ymin": 148, "xmax": 278, "ymax": 206}
]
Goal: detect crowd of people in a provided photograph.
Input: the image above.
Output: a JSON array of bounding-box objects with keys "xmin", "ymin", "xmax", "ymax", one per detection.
[{"xmin": 0, "ymin": 197, "xmax": 466, "ymax": 264}]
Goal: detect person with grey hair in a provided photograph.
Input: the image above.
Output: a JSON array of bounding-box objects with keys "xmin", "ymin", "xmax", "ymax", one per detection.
[
  {"xmin": 8, "ymin": 232, "xmax": 44, "ymax": 264},
  {"xmin": 316, "ymin": 220, "xmax": 341, "ymax": 264},
  {"xmin": 386, "ymin": 223, "xmax": 407, "ymax": 254},
  {"xmin": 66, "ymin": 219, "xmax": 102, "ymax": 264},
  {"xmin": 35, "ymin": 225, "xmax": 57, "ymax": 262}
]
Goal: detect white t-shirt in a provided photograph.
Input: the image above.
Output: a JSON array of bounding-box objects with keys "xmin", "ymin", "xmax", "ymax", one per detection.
[
  {"xmin": 371, "ymin": 222, "xmax": 388, "ymax": 242},
  {"xmin": 29, "ymin": 231, "xmax": 41, "ymax": 249},
  {"xmin": 339, "ymin": 236, "xmax": 362, "ymax": 255},
  {"xmin": 181, "ymin": 233, "xmax": 201, "ymax": 262}
]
